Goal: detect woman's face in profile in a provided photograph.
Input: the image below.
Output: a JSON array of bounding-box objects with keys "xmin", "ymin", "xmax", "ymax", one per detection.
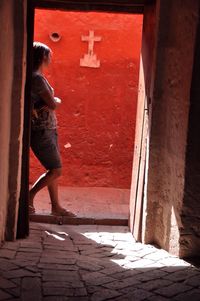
[{"xmin": 43, "ymin": 52, "xmax": 52, "ymax": 68}]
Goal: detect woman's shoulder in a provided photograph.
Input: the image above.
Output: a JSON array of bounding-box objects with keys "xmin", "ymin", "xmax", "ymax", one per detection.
[
  {"xmin": 32, "ymin": 72, "xmax": 48, "ymax": 87},
  {"xmin": 32, "ymin": 72, "xmax": 49, "ymax": 93},
  {"xmin": 32, "ymin": 72, "xmax": 53, "ymax": 94},
  {"xmin": 32, "ymin": 72, "xmax": 46, "ymax": 81}
]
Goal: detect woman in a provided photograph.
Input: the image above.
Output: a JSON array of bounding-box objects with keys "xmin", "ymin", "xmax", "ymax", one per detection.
[{"xmin": 29, "ymin": 41, "xmax": 75, "ymax": 217}]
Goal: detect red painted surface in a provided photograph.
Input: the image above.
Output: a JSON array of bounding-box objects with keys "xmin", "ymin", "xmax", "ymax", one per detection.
[{"xmin": 30, "ymin": 10, "xmax": 143, "ymax": 188}]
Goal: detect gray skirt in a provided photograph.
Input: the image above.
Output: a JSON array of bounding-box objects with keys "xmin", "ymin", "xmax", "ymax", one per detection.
[{"xmin": 31, "ymin": 128, "xmax": 62, "ymax": 170}]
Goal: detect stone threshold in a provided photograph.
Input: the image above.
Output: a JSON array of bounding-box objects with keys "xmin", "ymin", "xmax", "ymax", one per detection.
[{"xmin": 29, "ymin": 214, "xmax": 128, "ymax": 226}]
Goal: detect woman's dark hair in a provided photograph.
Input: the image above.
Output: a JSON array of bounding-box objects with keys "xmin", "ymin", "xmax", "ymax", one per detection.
[{"xmin": 33, "ymin": 42, "xmax": 52, "ymax": 71}]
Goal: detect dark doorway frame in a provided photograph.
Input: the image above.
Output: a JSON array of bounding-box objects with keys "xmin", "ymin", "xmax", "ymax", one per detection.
[{"xmin": 17, "ymin": 0, "xmax": 156, "ymax": 239}]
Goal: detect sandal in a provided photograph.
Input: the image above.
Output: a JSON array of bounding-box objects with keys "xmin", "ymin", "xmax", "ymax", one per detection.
[
  {"xmin": 51, "ymin": 208, "xmax": 76, "ymax": 217},
  {"xmin": 29, "ymin": 205, "xmax": 36, "ymax": 214}
]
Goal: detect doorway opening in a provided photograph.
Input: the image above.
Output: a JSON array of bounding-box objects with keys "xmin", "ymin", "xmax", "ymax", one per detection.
[
  {"xmin": 18, "ymin": 0, "xmax": 156, "ymax": 237},
  {"xmin": 29, "ymin": 9, "xmax": 143, "ymax": 225}
]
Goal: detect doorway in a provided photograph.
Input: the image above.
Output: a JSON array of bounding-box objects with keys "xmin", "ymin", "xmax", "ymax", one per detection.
[
  {"xmin": 30, "ymin": 9, "xmax": 143, "ymax": 224},
  {"xmin": 17, "ymin": 0, "xmax": 156, "ymax": 239}
]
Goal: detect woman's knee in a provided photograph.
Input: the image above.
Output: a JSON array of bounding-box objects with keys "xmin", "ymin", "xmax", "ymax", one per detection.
[{"xmin": 50, "ymin": 168, "xmax": 62, "ymax": 178}]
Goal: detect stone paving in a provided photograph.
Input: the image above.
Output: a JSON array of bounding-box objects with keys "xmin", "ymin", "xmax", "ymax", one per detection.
[{"xmin": 0, "ymin": 223, "xmax": 200, "ymax": 301}]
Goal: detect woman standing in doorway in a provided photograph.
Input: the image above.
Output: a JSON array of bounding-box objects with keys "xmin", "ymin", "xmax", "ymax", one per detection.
[{"xmin": 29, "ymin": 42, "xmax": 75, "ymax": 217}]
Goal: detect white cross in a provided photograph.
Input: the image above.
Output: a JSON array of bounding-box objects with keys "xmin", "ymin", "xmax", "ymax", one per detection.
[
  {"xmin": 80, "ymin": 30, "xmax": 102, "ymax": 68},
  {"xmin": 81, "ymin": 30, "xmax": 102, "ymax": 56}
]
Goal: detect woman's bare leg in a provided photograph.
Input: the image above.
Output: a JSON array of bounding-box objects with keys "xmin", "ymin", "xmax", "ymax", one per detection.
[
  {"xmin": 47, "ymin": 179, "xmax": 75, "ymax": 216},
  {"xmin": 29, "ymin": 168, "xmax": 62, "ymax": 209},
  {"xmin": 47, "ymin": 178, "xmax": 59, "ymax": 210},
  {"xmin": 29, "ymin": 168, "xmax": 75, "ymax": 216}
]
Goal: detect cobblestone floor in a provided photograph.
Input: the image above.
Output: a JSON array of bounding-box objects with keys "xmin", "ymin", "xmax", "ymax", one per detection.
[{"xmin": 0, "ymin": 223, "xmax": 200, "ymax": 301}]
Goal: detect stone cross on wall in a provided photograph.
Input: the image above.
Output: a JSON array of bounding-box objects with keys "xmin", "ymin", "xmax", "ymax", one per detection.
[{"xmin": 80, "ymin": 30, "xmax": 102, "ymax": 68}]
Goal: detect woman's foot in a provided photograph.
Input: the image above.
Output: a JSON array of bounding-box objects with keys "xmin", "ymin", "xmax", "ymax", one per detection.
[
  {"xmin": 29, "ymin": 190, "xmax": 36, "ymax": 214},
  {"xmin": 51, "ymin": 206, "xmax": 76, "ymax": 217},
  {"xmin": 29, "ymin": 205, "xmax": 36, "ymax": 214}
]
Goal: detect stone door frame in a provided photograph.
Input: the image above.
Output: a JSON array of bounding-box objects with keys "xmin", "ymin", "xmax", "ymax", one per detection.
[{"xmin": 17, "ymin": 0, "xmax": 157, "ymax": 239}]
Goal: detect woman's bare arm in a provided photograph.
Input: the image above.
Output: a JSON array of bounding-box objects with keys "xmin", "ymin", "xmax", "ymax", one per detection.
[
  {"xmin": 38, "ymin": 92, "xmax": 62, "ymax": 111},
  {"xmin": 39, "ymin": 89, "xmax": 57, "ymax": 110}
]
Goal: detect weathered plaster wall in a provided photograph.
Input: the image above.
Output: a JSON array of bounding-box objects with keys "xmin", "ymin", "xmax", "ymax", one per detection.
[
  {"xmin": 0, "ymin": 0, "xmax": 27, "ymax": 241},
  {"xmin": 0, "ymin": 1, "xmax": 14, "ymax": 242},
  {"xmin": 30, "ymin": 10, "xmax": 143, "ymax": 189},
  {"xmin": 144, "ymin": 0, "xmax": 199, "ymax": 257}
]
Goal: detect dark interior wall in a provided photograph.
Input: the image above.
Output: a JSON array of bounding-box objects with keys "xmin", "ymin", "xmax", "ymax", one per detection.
[
  {"xmin": 182, "ymin": 9, "xmax": 200, "ymax": 258},
  {"xmin": 144, "ymin": 0, "xmax": 199, "ymax": 256}
]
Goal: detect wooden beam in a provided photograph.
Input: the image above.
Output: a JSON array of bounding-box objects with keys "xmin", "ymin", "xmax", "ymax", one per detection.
[
  {"xmin": 17, "ymin": 0, "xmax": 35, "ymax": 239},
  {"xmin": 33, "ymin": 0, "xmax": 154, "ymax": 13}
]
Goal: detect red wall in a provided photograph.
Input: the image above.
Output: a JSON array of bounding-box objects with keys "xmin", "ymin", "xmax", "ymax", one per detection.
[{"xmin": 30, "ymin": 10, "xmax": 143, "ymax": 189}]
